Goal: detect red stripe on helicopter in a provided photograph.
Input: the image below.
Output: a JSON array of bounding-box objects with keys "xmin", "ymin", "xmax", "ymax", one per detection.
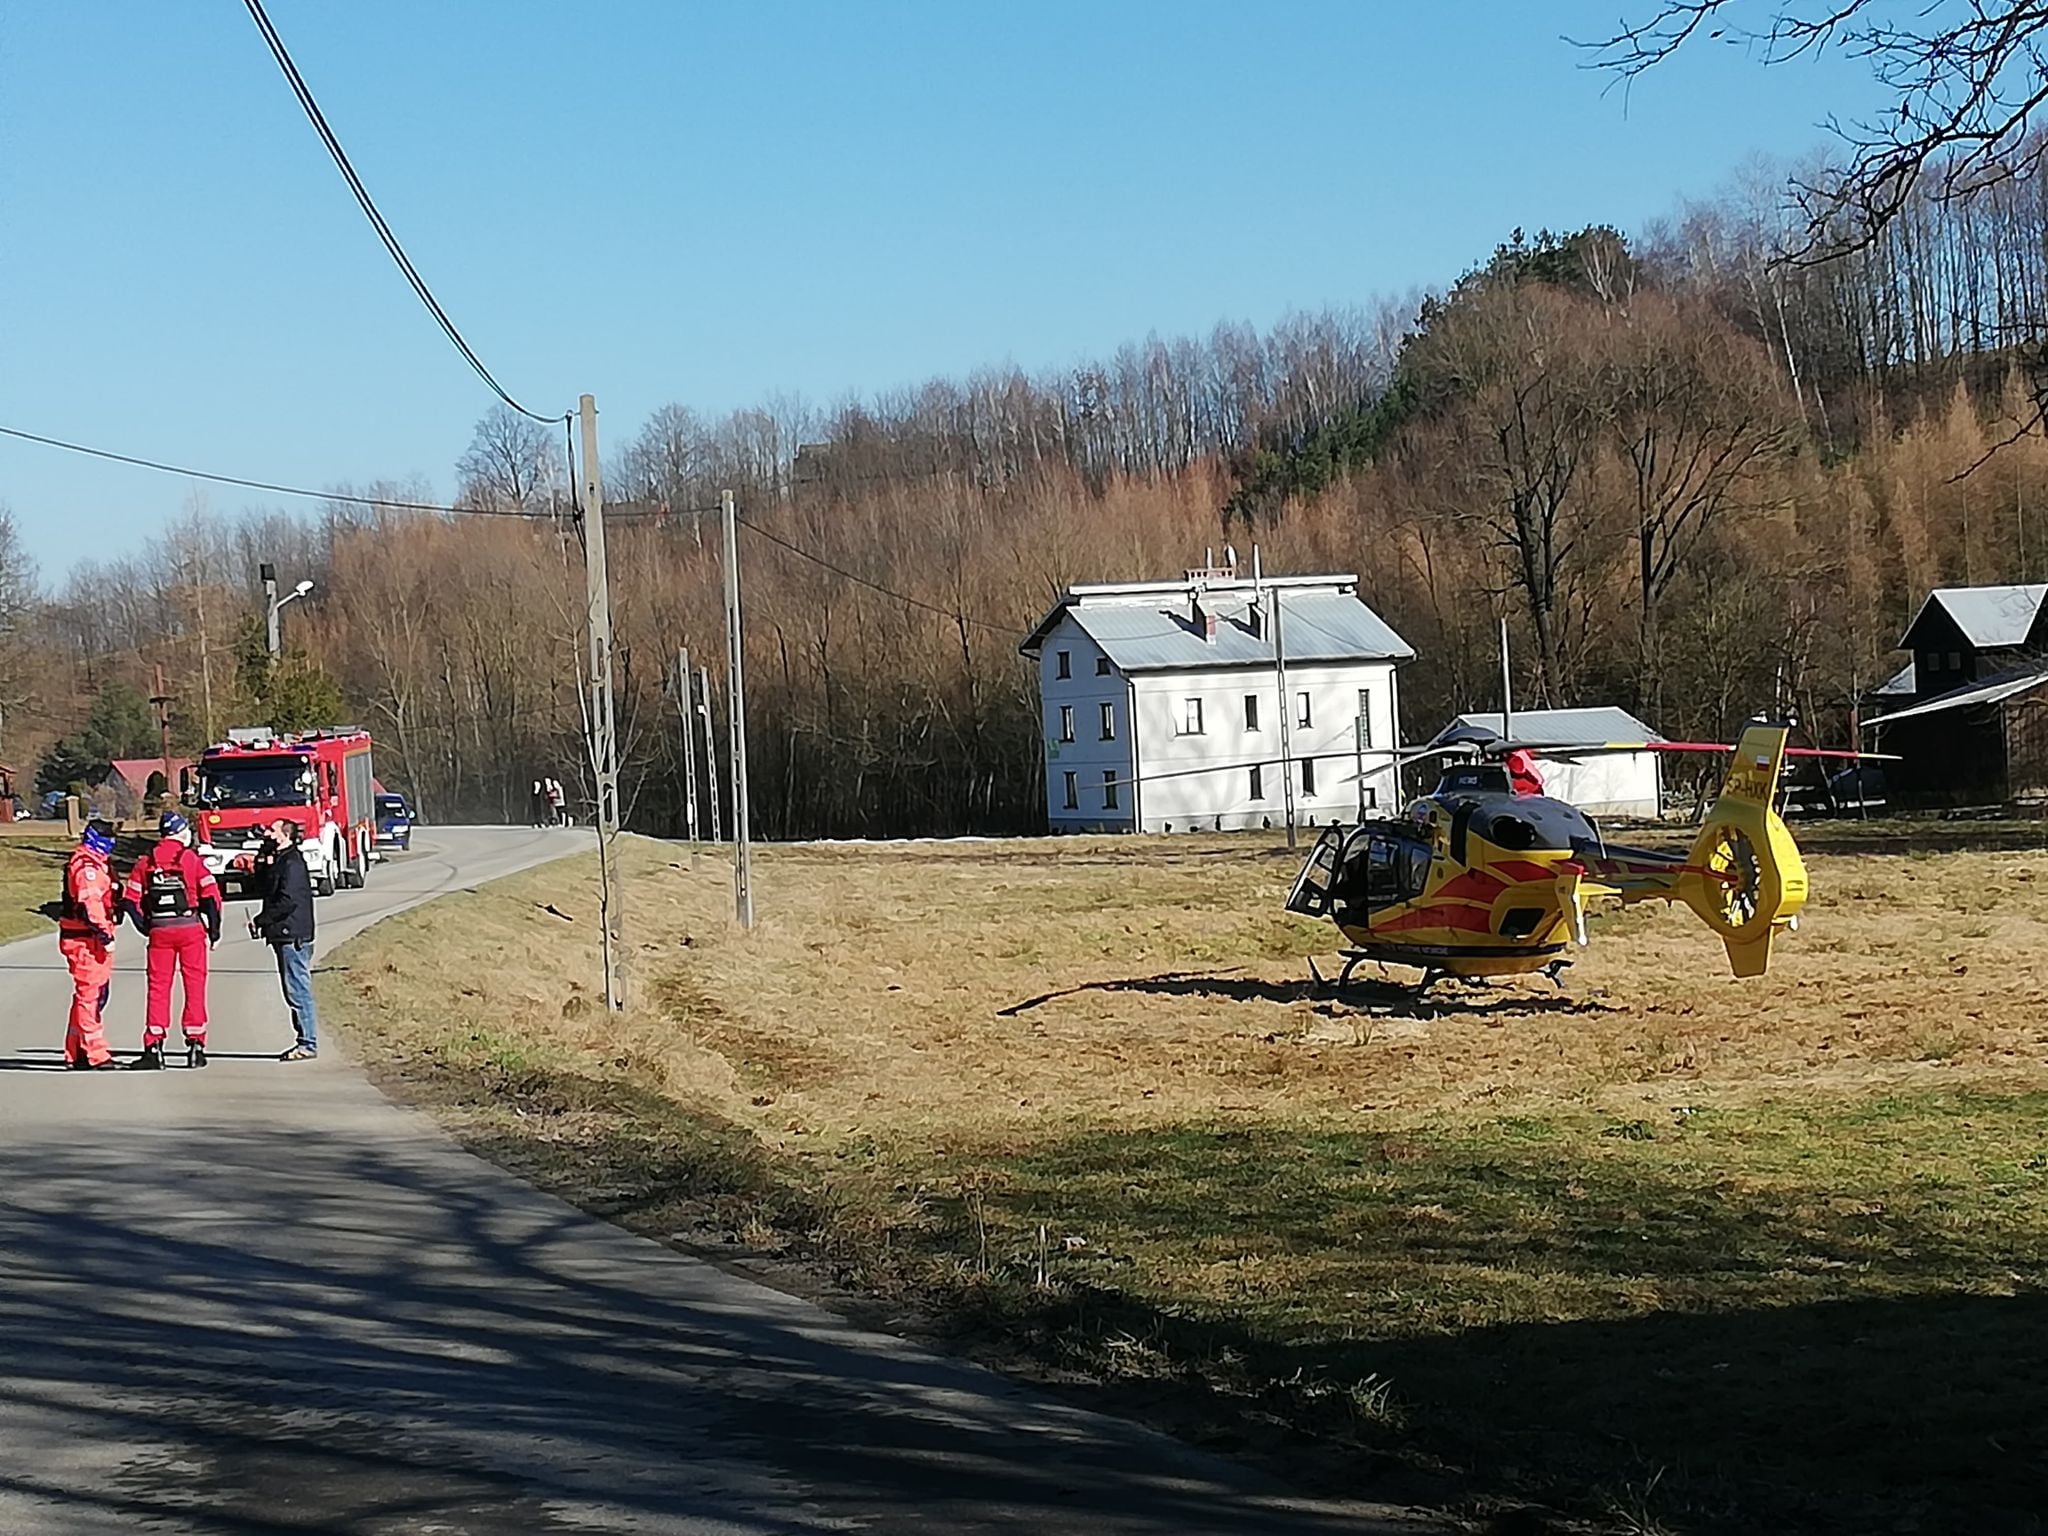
[
  {"xmin": 1490, "ymin": 860, "xmax": 1570, "ymax": 885},
  {"xmin": 1433, "ymin": 870, "xmax": 1506, "ymax": 903},
  {"xmin": 1378, "ymin": 904, "xmax": 1499, "ymax": 935}
]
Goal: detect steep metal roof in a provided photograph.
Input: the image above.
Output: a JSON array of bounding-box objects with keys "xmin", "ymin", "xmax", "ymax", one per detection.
[
  {"xmin": 1862, "ymin": 667, "xmax": 2048, "ymax": 728},
  {"xmin": 1900, "ymin": 583, "xmax": 2048, "ymax": 649},
  {"xmin": 1873, "ymin": 660, "xmax": 1916, "ymax": 696},
  {"xmin": 1434, "ymin": 706, "xmax": 1663, "ymax": 747},
  {"xmin": 1022, "ymin": 580, "xmax": 1412, "ymax": 671}
]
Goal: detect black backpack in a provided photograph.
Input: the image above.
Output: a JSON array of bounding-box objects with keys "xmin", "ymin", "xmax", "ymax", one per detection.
[{"xmin": 143, "ymin": 855, "xmax": 193, "ymax": 921}]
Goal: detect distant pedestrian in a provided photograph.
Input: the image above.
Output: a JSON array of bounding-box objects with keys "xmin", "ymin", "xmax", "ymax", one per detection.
[
  {"xmin": 123, "ymin": 811, "xmax": 221, "ymax": 1070},
  {"xmin": 546, "ymin": 777, "xmax": 566, "ymax": 827},
  {"xmin": 250, "ymin": 817, "xmax": 319, "ymax": 1061},
  {"xmin": 530, "ymin": 778, "xmax": 550, "ymax": 828},
  {"xmin": 57, "ymin": 819, "xmax": 123, "ymax": 1070}
]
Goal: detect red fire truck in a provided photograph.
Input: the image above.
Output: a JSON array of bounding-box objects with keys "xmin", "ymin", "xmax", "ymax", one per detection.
[{"xmin": 186, "ymin": 727, "xmax": 377, "ymax": 898}]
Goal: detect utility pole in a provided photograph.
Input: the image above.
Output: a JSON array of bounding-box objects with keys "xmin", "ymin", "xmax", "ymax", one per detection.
[
  {"xmin": 1499, "ymin": 614, "xmax": 1514, "ymax": 745},
  {"xmin": 261, "ymin": 563, "xmax": 280, "ymax": 659},
  {"xmin": 675, "ymin": 646, "xmax": 700, "ymax": 870},
  {"xmin": 1258, "ymin": 548, "xmax": 1297, "ymax": 850},
  {"xmin": 192, "ymin": 556, "xmax": 215, "ymax": 743},
  {"xmin": 1274, "ymin": 586, "xmax": 1297, "ymax": 850},
  {"xmin": 579, "ymin": 394, "xmax": 626, "ymax": 1010},
  {"xmin": 721, "ymin": 490, "xmax": 754, "ymax": 927},
  {"xmin": 698, "ymin": 665, "xmax": 722, "ymax": 843},
  {"xmin": 149, "ymin": 664, "xmax": 174, "ymax": 805}
]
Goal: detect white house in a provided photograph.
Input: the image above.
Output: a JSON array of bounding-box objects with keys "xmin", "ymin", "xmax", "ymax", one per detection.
[
  {"xmin": 1020, "ymin": 568, "xmax": 1414, "ymax": 833},
  {"xmin": 1429, "ymin": 706, "xmax": 1664, "ymax": 818}
]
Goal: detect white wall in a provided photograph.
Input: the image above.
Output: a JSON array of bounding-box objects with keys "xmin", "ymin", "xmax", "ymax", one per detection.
[
  {"xmin": 1535, "ymin": 751, "xmax": 1660, "ymax": 818},
  {"xmin": 1127, "ymin": 660, "xmax": 1402, "ymax": 832},
  {"xmin": 1037, "ymin": 615, "xmax": 1137, "ymax": 831}
]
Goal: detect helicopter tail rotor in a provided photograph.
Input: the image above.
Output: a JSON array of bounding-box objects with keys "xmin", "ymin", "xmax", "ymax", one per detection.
[{"xmin": 1678, "ymin": 723, "xmax": 1810, "ymax": 977}]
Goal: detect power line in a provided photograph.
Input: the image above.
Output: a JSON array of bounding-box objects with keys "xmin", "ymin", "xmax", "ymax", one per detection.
[
  {"xmin": 0, "ymin": 422, "xmax": 552, "ymax": 518},
  {"xmin": 241, "ymin": 0, "xmax": 563, "ymax": 425},
  {"xmin": 735, "ymin": 515, "xmax": 1027, "ymax": 636}
]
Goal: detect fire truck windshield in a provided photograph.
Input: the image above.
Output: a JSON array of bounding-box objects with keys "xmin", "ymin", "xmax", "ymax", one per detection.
[{"xmin": 196, "ymin": 757, "xmax": 315, "ymax": 809}]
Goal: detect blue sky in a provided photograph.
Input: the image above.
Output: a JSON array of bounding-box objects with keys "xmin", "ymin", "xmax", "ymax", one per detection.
[{"xmin": 0, "ymin": 2, "xmax": 1887, "ymax": 573}]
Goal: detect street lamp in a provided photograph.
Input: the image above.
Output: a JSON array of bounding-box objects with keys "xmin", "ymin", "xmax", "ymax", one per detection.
[{"xmin": 262, "ymin": 563, "xmax": 315, "ymax": 658}]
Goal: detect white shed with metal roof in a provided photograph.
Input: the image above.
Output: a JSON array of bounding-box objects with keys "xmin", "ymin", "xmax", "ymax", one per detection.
[
  {"xmin": 1020, "ymin": 569, "xmax": 1413, "ymax": 833},
  {"xmin": 1430, "ymin": 706, "xmax": 1665, "ymax": 819}
]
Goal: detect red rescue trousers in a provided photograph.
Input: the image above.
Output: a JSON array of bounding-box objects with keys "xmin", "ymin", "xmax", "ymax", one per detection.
[
  {"xmin": 143, "ymin": 925, "xmax": 210, "ymax": 1047},
  {"xmin": 59, "ymin": 934, "xmax": 115, "ymax": 1067}
]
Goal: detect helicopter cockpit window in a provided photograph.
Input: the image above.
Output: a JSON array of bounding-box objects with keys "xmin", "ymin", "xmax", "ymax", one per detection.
[
  {"xmin": 1365, "ymin": 837, "xmax": 1398, "ymax": 903},
  {"xmin": 1351, "ymin": 832, "xmax": 1432, "ymax": 910},
  {"xmin": 1406, "ymin": 842, "xmax": 1433, "ymax": 895}
]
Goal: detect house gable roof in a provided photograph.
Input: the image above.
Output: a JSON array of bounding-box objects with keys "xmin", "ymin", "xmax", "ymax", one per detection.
[
  {"xmin": 1020, "ymin": 575, "xmax": 1412, "ymax": 672},
  {"xmin": 1899, "ymin": 583, "xmax": 2048, "ymax": 650},
  {"xmin": 105, "ymin": 757, "xmax": 189, "ymax": 788}
]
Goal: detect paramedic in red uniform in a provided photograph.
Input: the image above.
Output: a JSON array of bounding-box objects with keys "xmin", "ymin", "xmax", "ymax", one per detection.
[
  {"xmin": 122, "ymin": 810, "xmax": 222, "ymax": 1070},
  {"xmin": 1505, "ymin": 748, "xmax": 1546, "ymax": 798},
  {"xmin": 58, "ymin": 819, "xmax": 123, "ymax": 1070}
]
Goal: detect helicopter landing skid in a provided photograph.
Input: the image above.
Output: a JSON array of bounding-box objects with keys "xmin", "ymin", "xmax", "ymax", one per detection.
[
  {"xmin": 1309, "ymin": 953, "xmax": 1571, "ymax": 998},
  {"xmin": 1310, "ymin": 951, "xmax": 1439, "ymax": 998}
]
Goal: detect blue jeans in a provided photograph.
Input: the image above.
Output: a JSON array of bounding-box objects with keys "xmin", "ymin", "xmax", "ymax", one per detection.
[{"xmin": 275, "ymin": 940, "xmax": 318, "ymax": 1053}]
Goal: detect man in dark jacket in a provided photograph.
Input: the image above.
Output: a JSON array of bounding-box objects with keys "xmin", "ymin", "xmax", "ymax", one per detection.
[{"xmin": 250, "ymin": 818, "xmax": 319, "ymax": 1061}]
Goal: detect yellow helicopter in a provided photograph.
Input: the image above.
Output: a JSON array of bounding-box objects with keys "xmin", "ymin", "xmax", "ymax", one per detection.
[{"xmin": 1284, "ymin": 721, "xmax": 1871, "ymax": 991}]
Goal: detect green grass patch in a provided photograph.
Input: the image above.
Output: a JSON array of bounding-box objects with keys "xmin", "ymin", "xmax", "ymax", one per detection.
[{"xmin": 0, "ymin": 834, "xmax": 76, "ymax": 943}]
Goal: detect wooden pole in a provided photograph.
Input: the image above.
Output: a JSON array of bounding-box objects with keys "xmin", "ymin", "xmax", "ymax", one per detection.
[
  {"xmin": 721, "ymin": 490, "xmax": 754, "ymax": 928},
  {"xmin": 676, "ymin": 646, "xmax": 699, "ymax": 869},
  {"xmin": 579, "ymin": 394, "xmax": 626, "ymax": 1010}
]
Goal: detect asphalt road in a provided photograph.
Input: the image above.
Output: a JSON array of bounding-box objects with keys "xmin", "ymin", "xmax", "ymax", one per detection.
[{"xmin": 0, "ymin": 826, "xmax": 1436, "ymax": 1536}]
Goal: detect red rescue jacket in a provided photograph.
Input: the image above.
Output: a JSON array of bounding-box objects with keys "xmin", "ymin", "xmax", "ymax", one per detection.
[
  {"xmin": 59, "ymin": 847, "xmax": 118, "ymax": 940},
  {"xmin": 124, "ymin": 840, "xmax": 222, "ymax": 941}
]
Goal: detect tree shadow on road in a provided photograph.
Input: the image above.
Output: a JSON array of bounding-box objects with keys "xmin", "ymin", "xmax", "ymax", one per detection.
[{"xmin": 0, "ymin": 1125, "xmax": 1407, "ymax": 1536}]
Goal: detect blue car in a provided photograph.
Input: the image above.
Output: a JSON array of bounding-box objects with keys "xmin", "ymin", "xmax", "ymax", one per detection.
[{"xmin": 373, "ymin": 792, "xmax": 414, "ymax": 853}]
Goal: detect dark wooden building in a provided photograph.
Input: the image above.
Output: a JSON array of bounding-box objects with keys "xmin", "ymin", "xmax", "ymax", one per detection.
[{"xmin": 1865, "ymin": 584, "xmax": 2048, "ymax": 806}]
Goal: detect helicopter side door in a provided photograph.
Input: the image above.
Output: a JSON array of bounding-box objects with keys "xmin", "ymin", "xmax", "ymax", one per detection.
[{"xmin": 1351, "ymin": 831, "xmax": 1433, "ymax": 913}]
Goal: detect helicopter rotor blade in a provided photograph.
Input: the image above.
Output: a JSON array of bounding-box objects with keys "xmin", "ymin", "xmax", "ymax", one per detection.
[{"xmin": 1524, "ymin": 740, "xmax": 1902, "ymax": 763}]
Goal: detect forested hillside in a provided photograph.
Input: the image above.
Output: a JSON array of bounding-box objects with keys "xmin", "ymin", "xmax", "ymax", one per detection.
[{"xmin": 7, "ymin": 163, "xmax": 2048, "ymax": 838}]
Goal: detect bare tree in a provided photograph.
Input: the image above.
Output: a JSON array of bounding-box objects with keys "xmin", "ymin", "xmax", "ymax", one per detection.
[
  {"xmin": 0, "ymin": 508, "xmax": 38, "ymax": 761},
  {"xmin": 1604, "ymin": 293, "xmax": 1798, "ymax": 718},
  {"xmin": 457, "ymin": 405, "xmax": 559, "ymax": 512},
  {"xmin": 1595, "ymin": 3, "xmax": 2048, "ymax": 257}
]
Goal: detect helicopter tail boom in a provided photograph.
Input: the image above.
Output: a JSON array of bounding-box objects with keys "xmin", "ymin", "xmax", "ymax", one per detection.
[{"xmin": 1678, "ymin": 723, "xmax": 1810, "ymax": 977}]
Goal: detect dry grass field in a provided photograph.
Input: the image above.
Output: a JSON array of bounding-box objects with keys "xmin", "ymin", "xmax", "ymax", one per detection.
[{"xmin": 325, "ymin": 826, "xmax": 2048, "ymax": 1533}]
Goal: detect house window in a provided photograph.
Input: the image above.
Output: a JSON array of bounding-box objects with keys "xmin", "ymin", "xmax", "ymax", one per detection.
[
  {"xmin": 1182, "ymin": 698, "xmax": 1204, "ymax": 735},
  {"xmin": 1249, "ymin": 763, "xmax": 1265, "ymax": 800},
  {"xmin": 1949, "ymin": 651, "xmax": 1963, "ymax": 671},
  {"xmin": 1244, "ymin": 694, "xmax": 1260, "ymax": 731},
  {"xmin": 1095, "ymin": 655, "xmax": 1112, "ymax": 676},
  {"xmin": 1059, "ymin": 705, "xmax": 1075, "ymax": 743},
  {"xmin": 1063, "ymin": 771, "xmax": 1078, "ymax": 810},
  {"xmin": 1103, "ymin": 770, "xmax": 1119, "ymax": 810},
  {"xmin": 1356, "ymin": 688, "xmax": 1373, "ymax": 748},
  {"xmin": 1299, "ymin": 756, "xmax": 1317, "ymax": 796},
  {"xmin": 1099, "ymin": 702, "xmax": 1115, "ymax": 740},
  {"xmin": 1056, "ymin": 650, "xmax": 1071, "ymax": 680},
  {"xmin": 1297, "ymin": 691, "xmax": 1312, "ymax": 728}
]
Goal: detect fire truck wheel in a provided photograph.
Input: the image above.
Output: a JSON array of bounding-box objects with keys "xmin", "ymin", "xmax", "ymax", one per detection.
[
  {"xmin": 315, "ymin": 862, "xmax": 336, "ymax": 898},
  {"xmin": 343, "ymin": 843, "xmax": 366, "ymax": 889}
]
